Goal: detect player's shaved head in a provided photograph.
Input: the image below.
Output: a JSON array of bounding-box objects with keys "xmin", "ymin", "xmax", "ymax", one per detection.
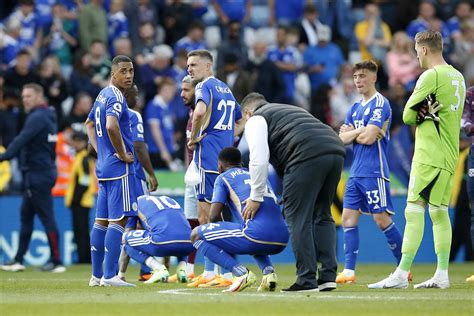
[
  {"xmin": 124, "ymin": 84, "xmax": 139, "ymax": 109},
  {"xmin": 218, "ymin": 147, "xmax": 242, "ymax": 169},
  {"xmin": 112, "ymin": 55, "xmax": 132, "ymax": 69},
  {"xmin": 415, "ymin": 31, "xmax": 443, "ymax": 53}
]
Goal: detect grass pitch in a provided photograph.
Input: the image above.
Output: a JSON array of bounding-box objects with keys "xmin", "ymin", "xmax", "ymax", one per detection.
[{"xmin": 1, "ymin": 263, "xmax": 473, "ymax": 316}]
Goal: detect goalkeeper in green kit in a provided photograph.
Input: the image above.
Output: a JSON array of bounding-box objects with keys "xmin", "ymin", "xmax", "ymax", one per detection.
[{"xmin": 369, "ymin": 31, "xmax": 466, "ymax": 289}]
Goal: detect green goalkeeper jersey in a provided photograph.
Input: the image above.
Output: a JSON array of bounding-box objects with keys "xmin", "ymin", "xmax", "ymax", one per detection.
[{"xmin": 403, "ymin": 64, "xmax": 466, "ymax": 173}]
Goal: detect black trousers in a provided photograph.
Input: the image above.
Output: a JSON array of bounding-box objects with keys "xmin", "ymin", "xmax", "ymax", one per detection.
[
  {"xmin": 15, "ymin": 170, "xmax": 62, "ymax": 265},
  {"xmin": 283, "ymin": 154, "xmax": 344, "ymax": 287},
  {"xmin": 71, "ymin": 205, "xmax": 91, "ymax": 264}
]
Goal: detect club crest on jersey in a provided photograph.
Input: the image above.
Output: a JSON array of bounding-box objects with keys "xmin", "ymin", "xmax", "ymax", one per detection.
[
  {"xmin": 371, "ymin": 109, "xmax": 382, "ymax": 122},
  {"xmin": 96, "ymin": 94, "xmax": 107, "ymax": 104}
]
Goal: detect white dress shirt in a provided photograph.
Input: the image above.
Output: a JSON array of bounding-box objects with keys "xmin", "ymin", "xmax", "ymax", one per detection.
[{"xmin": 244, "ymin": 115, "xmax": 270, "ymax": 202}]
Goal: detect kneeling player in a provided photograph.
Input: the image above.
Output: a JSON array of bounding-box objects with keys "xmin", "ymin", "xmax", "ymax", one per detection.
[
  {"xmin": 124, "ymin": 195, "xmax": 194, "ymax": 284},
  {"xmin": 191, "ymin": 147, "xmax": 289, "ymax": 292}
]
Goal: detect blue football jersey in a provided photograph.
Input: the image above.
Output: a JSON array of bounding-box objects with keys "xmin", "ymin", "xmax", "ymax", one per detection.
[
  {"xmin": 211, "ymin": 167, "xmax": 288, "ymax": 243},
  {"xmin": 267, "ymin": 46, "xmax": 301, "ymax": 100},
  {"xmin": 345, "ymin": 92, "xmax": 391, "ymax": 179},
  {"xmin": 193, "ymin": 77, "xmax": 242, "ymax": 172},
  {"xmin": 87, "ymin": 85, "xmax": 135, "ymax": 180},
  {"xmin": 137, "ymin": 195, "xmax": 191, "ymax": 242},
  {"xmin": 128, "ymin": 109, "xmax": 146, "ymax": 181}
]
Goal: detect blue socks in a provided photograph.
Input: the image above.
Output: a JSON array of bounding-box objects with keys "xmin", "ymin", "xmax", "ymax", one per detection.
[
  {"xmin": 343, "ymin": 226, "xmax": 359, "ymax": 271},
  {"xmin": 383, "ymin": 222, "xmax": 403, "ymax": 264},
  {"xmin": 253, "ymin": 255, "xmax": 273, "ymax": 274},
  {"xmin": 103, "ymin": 223, "xmax": 125, "ymax": 279},
  {"xmin": 194, "ymin": 240, "xmax": 238, "ymax": 272},
  {"xmin": 90, "ymin": 223, "xmax": 107, "ymax": 278}
]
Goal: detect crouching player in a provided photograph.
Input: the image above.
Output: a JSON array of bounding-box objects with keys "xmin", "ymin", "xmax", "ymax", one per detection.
[
  {"xmin": 191, "ymin": 147, "xmax": 289, "ymax": 292},
  {"xmin": 123, "ymin": 195, "xmax": 194, "ymax": 284}
]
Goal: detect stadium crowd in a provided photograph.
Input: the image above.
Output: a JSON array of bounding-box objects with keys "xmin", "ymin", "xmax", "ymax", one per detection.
[{"xmin": 0, "ymin": 0, "xmax": 473, "ymax": 270}]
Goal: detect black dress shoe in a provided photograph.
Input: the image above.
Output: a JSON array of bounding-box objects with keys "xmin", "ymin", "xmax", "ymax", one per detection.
[{"xmin": 281, "ymin": 283, "xmax": 319, "ymax": 292}]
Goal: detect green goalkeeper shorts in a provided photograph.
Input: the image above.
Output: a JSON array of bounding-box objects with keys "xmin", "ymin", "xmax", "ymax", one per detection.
[{"xmin": 407, "ymin": 161, "xmax": 454, "ymax": 206}]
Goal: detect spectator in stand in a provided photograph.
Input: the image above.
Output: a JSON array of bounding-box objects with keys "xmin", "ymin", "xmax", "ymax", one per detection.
[
  {"xmin": 162, "ymin": 0, "xmax": 194, "ymax": 47},
  {"xmin": 144, "ymin": 78, "xmax": 177, "ymax": 170},
  {"xmin": 210, "ymin": 0, "xmax": 252, "ymax": 37},
  {"xmin": 88, "ymin": 40, "xmax": 111, "ymax": 90},
  {"xmin": 135, "ymin": 22, "xmax": 160, "ymax": 66},
  {"xmin": 314, "ymin": 0, "xmax": 354, "ymax": 55},
  {"xmin": 330, "ymin": 77, "xmax": 360, "ymax": 128},
  {"xmin": 446, "ymin": 1, "xmax": 472, "ymax": 41},
  {"xmin": 38, "ymin": 56, "xmax": 68, "ymax": 123},
  {"xmin": 6, "ymin": 0, "xmax": 42, "ymax": 60},
  {"xmin": 216, "ymin": 53, "xmax": 254, "ymax": 103},
  {"xmin": 298, "ymin": 4, "xmax": 326, "ymax": 49},
  {"xmin": 0, "ymin": 18, "xmax": 21, "ymax": 70},
  {"xmin": 137, "ymin": 0, "xmax": 159, "ymax": 26},
  {"xmin": 268, "ymin": 0, "xmax": 305, "ymax": 26},
  {"xmin": 61, "ymin": 92, "xmax": 93, "ymax": 134},
  {"xmin": 246, "ymin": 40, "xmax": 286, "ymax": 103},
  {"xmin": 140, "ymin": 44, "xmax": 177, "ymax": 102},
  {"xmin": 174, "ymin": 21, "xmax": 207, "ymax": 55},
  {"xmin": 69, "ymin": 51, "xmax": 102, "ymax": 98},
  {"xmin": 386, "ymin": 31, "xmax": 422, "ymax": 90},
  {"xmin": 35, "ymin": 0, "xmax": 55, "ymax": 31},
  {"xmin": 43, "ymin": 2, "xmax": 78, "ymax": 80},
  {"xmin": 303, "ymin": 25, "xmax": 345, "ymax": 94},
  {"xmin": 79, "ymin": 0, "xmax": 107, "ymax": 52},
  {"xmin": 3, "ymin": 49, "xmax": 40, "ymax": 98},
  {"xmin": 107, "ymin": 0, "xmax": 129, "ymax": 56},
  {"xmin": 450, "ymin": 20, "xmax": 474, "ymax": 84},
  {"xmin": 406, "ymin": 1, "xmax": 449, "ymax": 39},
  {"xmin": 113, "ymin": 37, "xmax": 132, "ymax": 58},
  {"xmin": 268, "ymin": 25, "xmax": 302, "ymax": 104},
  {"xmin": 216, "ymin": 20, "xmax": 248, "ymax": 69},
  {"xmin": 387, "ymin": 82, "xmax": 409, "ymax": 132},
  {"xmin": 0, "ymin": 87, "xmax": 20, "ymax": 149},
  {"xmin": 354, "ymin": 2, "xmax": 391, "ymax": 69}
]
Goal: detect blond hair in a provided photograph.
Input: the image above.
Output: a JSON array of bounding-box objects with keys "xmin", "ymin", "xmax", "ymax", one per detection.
[{"xmin": 415, "ymin": 31, "xmax": 443, "ymax": 53}]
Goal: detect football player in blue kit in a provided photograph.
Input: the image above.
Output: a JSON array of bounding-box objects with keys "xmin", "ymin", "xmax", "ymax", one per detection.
[
  {"xmin": 118, "ymin": 84, "xmax": 159, "ymax": 282},
  {"xmin": 337, "ymin": 60, "xmax": 404, "ymax": 284},
  {"xmin": 191, "ymin": 147, "xmax": 289, "ymax": 292},
  {"xmin": 186, "ymin": 49, "xmax": 245, "ymax": 286},
  {"xmin": 85, "ymin": 55, "xmax": 137, "ymax": 287},
  {"xmin": 123, "ymin": 195, "xmax": 195, "ymax": 284}
]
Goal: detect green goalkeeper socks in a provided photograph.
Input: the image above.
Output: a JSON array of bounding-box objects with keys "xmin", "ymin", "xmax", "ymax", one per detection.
[
  {"xmin": 429, "ymin": 205, "xmax": 452, "ymax": 270},
  {"xmin": 399, "ymin": 203, "xmax": 425, "ymax": 271}
]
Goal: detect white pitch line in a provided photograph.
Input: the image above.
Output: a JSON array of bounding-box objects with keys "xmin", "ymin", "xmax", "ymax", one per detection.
[{"xmin": 156, "ymin": 288, "xmax": 469, "ymax": 301}]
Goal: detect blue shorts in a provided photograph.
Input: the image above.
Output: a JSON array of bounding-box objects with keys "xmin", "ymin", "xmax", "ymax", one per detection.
[
  {"xmin": 134, "ymin": 176, "xmax": 149, "ymax": 197},
  {"xmin": 343, "ymin": 177, "xmax": 394, "ymax": 215},
  {"xmin": 125, "ymin": 176, "xmax": 149, "ymax": 229},
  {"xmin": 124, "ymin": 230, "xmax": 194, "ymax": 257},
  {"xmin": 196, "ymin": 171, "xmax": 218, "ymax": 202},
  {"xmin": 96, "ymin": 175, "xmax": 138, "ymax": 221},
  {"xmin": 198, "ymin": 222, "xmax": 286, "ymax": 256}
]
